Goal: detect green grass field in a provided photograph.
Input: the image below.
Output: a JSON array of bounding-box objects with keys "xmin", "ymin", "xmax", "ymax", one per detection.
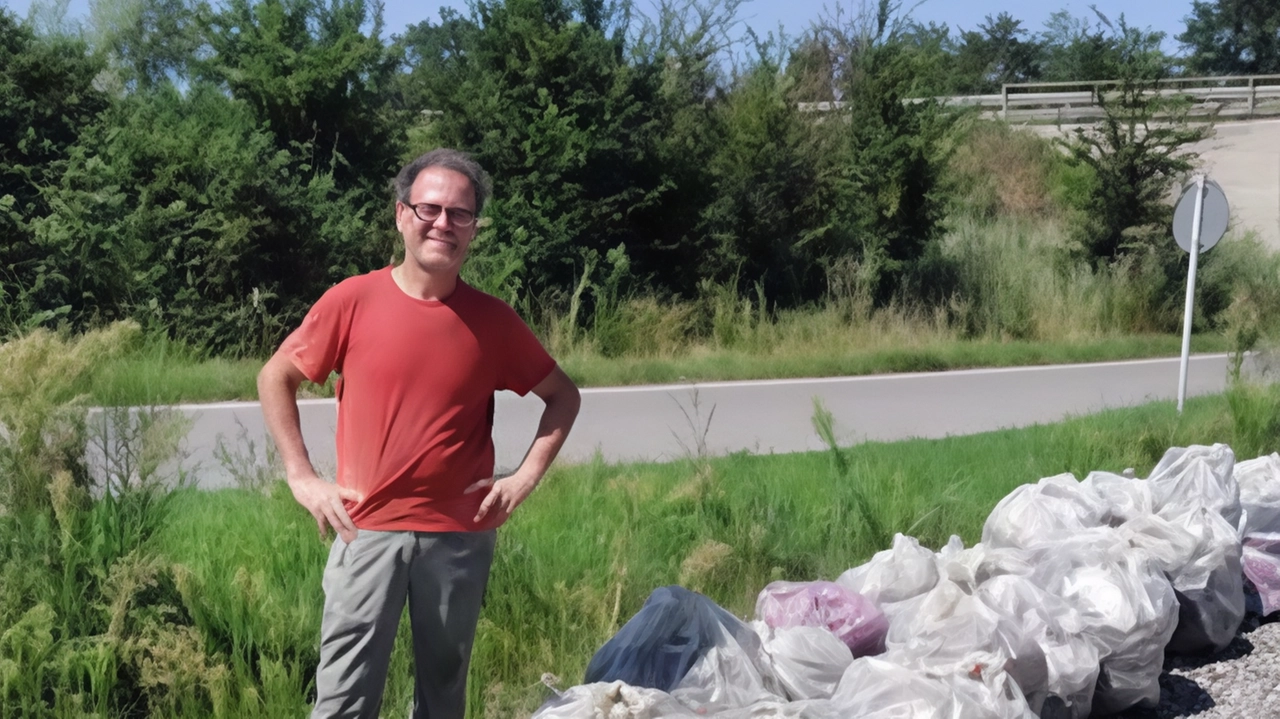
[
  {"xmin": 14, "ymin": 391, "xmax": 1241, "ymax": 718},
  {"xmin": 81, "ymin": 331, "xmax": 1229, "ymax": 406}
]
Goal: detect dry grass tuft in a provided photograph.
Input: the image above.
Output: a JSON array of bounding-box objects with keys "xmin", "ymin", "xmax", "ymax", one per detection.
[{"xmin": 679, "ymin": 539, "xmax": 733, "ymax": 589}]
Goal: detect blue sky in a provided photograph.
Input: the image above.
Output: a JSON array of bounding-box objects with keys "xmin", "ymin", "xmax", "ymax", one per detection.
[{"xmin": 5, "ymin": 0, "xmax": 1198, "ymax": 52}]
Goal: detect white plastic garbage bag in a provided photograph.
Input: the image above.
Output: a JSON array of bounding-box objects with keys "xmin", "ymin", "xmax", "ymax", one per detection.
[
  {"xmin": 707, "ymin": 698, "xmax": 843, "ymax": 718},
  {"xmin": 1148, "ymin": 444, "xmax": 1241, "ymax": 528},
  {"xmin": 948, "ymin": 662, "xmax": 1038, "ymax": 719},
  {"xmin": 982, "ymin": 474, "xmax": 1107, "ymax": 550},
  {"xmin": 1081, "ymin": 470, "xmax": 1154, "ymax": 527},
  {"xmin": 837, "ymin": 534, "xmax": 939, "ymax": 608},
  {"xmin": 753, "ymin": 621, "xmax": 852, "ymax": 701},
  {"xmin": 978, "ymin": 574, "xmax": 1100, "ymax": 719},
  {"xmin": 882, "ymin": 578, "xmax": 1047, "ymax": 714},
  {"xmin": 1237, "ymin": 453, "xmax": 1280, "ymax": 536},
  {"xmin": 829, "ymin": 657, "xmax": 964, "ymax": 719},
  {"xmin": 531, "ymin": 681, "xmax": 698, "ymax": 718},
  {"xmin": 1029, "ymin": 527, "xmax": 1178, "ymax": 714},
  {"xmin": 672, "ymin": 636, "xmax": 785, "ymax": 714},
  {"xmin": 1119, "ymin": 508, "xmax": 1245, "ymax": 654},
  {"xmin": 935, "ymin": 535, "xmax": 1035, "ymax": 592},
  {"xmin": 1168, "ymin": 508, "xmax": 1244, "ymax": 654},
  {"xmin": 1118, "ymin": 512, "xmax": 1201, "ymax": 573},
  {"xmin": 830, "ymin": 656, "xmax": 1034, "ymax": 719}
]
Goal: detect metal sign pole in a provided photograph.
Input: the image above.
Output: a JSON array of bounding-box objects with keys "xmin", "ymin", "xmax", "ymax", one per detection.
[{"xmin": 1177, "ymin": 175, "xmax": 1206, "ymax": 413}]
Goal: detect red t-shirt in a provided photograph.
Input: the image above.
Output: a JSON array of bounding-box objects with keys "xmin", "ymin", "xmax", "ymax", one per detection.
[{"xmin": 280, "ymin": 267, "xmax": 556, "ymax": 532}]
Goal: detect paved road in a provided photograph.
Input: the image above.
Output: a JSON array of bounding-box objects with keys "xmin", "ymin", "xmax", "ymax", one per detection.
[
  {"xmin": 124, "ymin": 354, "xmax": 1238, "ymax": 489},
  {"xmin": 1189, "ymin": 118, "xmax": 1280, "ymax": 250}
]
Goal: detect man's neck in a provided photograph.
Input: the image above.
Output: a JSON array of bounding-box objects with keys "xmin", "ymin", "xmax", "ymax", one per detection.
[{"xmin": 391, "ymin": 263, "xmax": 459, "ymax": 302}]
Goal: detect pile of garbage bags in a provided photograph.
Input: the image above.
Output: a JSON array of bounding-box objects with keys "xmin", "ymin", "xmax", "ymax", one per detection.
[{"xmin": 533, "ymin": 445, "xmax": 1280, "ymax": 718}]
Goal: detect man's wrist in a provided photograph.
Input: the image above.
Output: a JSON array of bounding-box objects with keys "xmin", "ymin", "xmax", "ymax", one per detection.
[
  {"xmin": 512, "ymin": 469, "xmax": 543, "ymax": 492},
  {"xmin": 285, "ymin": 465, "xmax": 318, "ymax": 485}
]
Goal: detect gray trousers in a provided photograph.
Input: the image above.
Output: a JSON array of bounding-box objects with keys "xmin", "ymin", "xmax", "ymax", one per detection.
[{"xmin": 310, "ymin": 529, "xmax": 497, "ymax": 719}]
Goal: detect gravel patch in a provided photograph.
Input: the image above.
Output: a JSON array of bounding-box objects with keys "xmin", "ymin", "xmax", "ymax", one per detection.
[{"xmin": 1117, "ymin": 590, "xmax": 1280, "ymax": 719}]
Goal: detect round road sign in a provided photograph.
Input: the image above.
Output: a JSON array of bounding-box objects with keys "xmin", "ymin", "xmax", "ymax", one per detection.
[{"xmin": 1172, "ymin": 178, "xmax": 1229, "ymax": 254}]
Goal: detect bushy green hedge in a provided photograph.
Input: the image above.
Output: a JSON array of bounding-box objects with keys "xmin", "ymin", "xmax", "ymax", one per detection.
[{"xmin": 0, "ymin": 0, "xmax": 1263, "ymax": 356}]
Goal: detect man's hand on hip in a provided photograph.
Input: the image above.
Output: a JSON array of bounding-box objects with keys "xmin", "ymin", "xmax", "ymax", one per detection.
[
  {"xmin": 288, "ymin": 472, "xmax": 364, "ymax": 543},
  {"xmin": 466, "ymin": 472, "xmax": 538, "ymax": 529}
]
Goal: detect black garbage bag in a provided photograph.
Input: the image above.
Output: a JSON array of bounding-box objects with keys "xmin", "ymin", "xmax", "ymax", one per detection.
[{"xmin": 584, "ymin": 585, "xmax": 760, "ymax": 691}]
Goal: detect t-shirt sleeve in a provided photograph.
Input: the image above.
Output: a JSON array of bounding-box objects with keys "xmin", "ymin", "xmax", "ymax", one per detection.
[
  {"xmin": 495, "ymin": 304, "xmax": 557, "ymax": 396},
  {"xmin": 278, "ymin": 286, "xmax": 352, "ymax": 384}
]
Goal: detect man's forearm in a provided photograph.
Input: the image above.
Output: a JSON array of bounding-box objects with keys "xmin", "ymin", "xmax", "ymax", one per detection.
[
  {"xmin": 516, "ymin": 391, "xmax": 580, "ymax": 481},
  {"xmin": 258, "ymin": 356, "xmax": 317, "ymax": 480}
]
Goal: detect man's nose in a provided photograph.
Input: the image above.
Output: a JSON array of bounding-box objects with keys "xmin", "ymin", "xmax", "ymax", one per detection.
[{"xmin": 433, "ymin": 209, "xmax": 454, "ymax": 230}]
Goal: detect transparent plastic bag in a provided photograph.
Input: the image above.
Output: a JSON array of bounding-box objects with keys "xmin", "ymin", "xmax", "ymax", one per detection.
[
  {"xmin": 1243, "ymin": 533, "xmax": 1280, "ymax": 616},
  {"xmin": 753, "ymin": 621, "xmax": 852, "ymax": 701},
  {"xmin": 935, "ymin": 535, "xmax": 1034, "ymax": 593},
  {"xmin": 1029, "ymin": 528, "xmax": 1178, "ymax": 714},
  {"xmin": 829, "ymin": 657, "xmax": 959, "ymax": 719},
  {"xmin": 755, "ymin": 581, "xmax": 887, "ymax": 657},
  {"xmin": 882, "ymin": 578, "xmax": 1047, "ymax": 713},
  {"xmin": 978, "ymin": 574, "xmax": 1100, "ymax": 719},
  {"xmin": 982, "ymin": 474, "xmax": 1107, "ymax": 550},
  {"xmin": 708, "ymin": 698, "xmax": 842, "ymax": 719},
  {"xmin": 1148, "ymin": 444, "xmax": 1241, "ymax": 528},
  {"xmin": 672, "ymin": 639, "xmax": 783, "ymax": 714},
  {"xmin": 1081, "ymin": 470, "xmax": 1154, "ymax": 527},
  {"xmin": 584, "ymin": 585, "xmax": 779, "ymax": 700},
  {"xmin": 531, "ymin": 681, "xmax": 698, "ymax": 718},
  {"xmin": 837, "ymin": 534, "xmax": 938, "ymax": 607},
  {"xmin": 1120, "ymin": 509, "xmax": 1246, "ymax": 654},
  {"xmin": 1163, "ymin": 508, "xmax": 1245, "ymax": 655},
  {"xmin": 1237, "ymin": 453, "xmax": 1280, "ymax": 536},
  {"xmin": 1118, "ymin": 513, "xmax": 1200, "ymax": 573},
  {"xmin": 830, "ymin": 656, "xmax": 1034, "ymax": 719}
]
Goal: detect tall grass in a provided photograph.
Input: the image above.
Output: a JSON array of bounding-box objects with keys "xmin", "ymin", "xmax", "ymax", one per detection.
[
  {"xmin": 941, "ymin": 214, "xmax": 1179, "ymax": 340},
  {"xmin": 82, "ymin": 334, "xmax": 275, "ymax": 407}
]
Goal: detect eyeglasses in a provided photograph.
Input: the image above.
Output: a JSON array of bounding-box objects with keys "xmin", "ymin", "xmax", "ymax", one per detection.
[{"xmin": 404, "ymin": 202, "xmax": 477, "ymax": 227}]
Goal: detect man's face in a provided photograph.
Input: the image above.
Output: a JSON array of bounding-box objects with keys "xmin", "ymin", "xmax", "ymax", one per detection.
[{"xmin": 395, "ymin": 166, "xmax": 478, "ymax": 277}]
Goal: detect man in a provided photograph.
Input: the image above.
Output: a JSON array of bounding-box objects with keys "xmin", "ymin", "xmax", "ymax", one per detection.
[{"xmin": 258, "ymin": 148, "xmax": 580, "ymax": 719}]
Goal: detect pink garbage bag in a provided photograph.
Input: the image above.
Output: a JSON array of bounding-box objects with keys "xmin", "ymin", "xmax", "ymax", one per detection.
[
  {"xmin": 756, "ymin": 581, "xmax": 888, "ymax": 657},
  {"xmin": 1243, "ymin": 534, "xmax": 1280, "ymax": 616}
]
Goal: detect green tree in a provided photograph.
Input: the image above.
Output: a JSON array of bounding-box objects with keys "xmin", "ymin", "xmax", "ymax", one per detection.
[
  {"xmin": 1052, "ymin": 13, "xmax": 1189, "ymax": 269},
  {"xmin": 798, "ymin": 33, "xmax": 953, "ymax": 304},
  {"xmin": 698, "ymin": 58, "xmax": 821, "ymax": 304},
  {"xmin": 951, "ymin": 12, "xmax": 1042, "ymax": 93},
  {"xmin": 26, "ymin": 85, "xmax": 384, "ymax": 355},
  {"xmin": 196, "ymin": 0, "xmax": 407, "ymax": 190},
  {"xmin": 88, "ymin": 0, "xmax": 199, "ymax": 91},
  {"xmin": 1040, "ymin": 9, "xmax": 1171, "ymax": 82},
  {"xmin": 0, "ymin": 10, "xmax": 108, "ymax": 329},
  {"xmin": 1061, "ymin": 79, "xmax": 1207, "ymax": 265},
  {"xmin": 1039, "ymin": 10, "xmax": 1119, "ymax": 81},
  {"xmin": 1180, "ymin": 0, "xmax": 1280, "ymax": 75},
  {"xmin": 622, "ymin": 0, "xmax": 756, "ymax": 297},
  {"xmin": 405, "ymin": 0, "xmax": 666, "ymax": 297},
  {"xmin": 891, "ymin": 21, "xmax": 954, "ymax": 96}
]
